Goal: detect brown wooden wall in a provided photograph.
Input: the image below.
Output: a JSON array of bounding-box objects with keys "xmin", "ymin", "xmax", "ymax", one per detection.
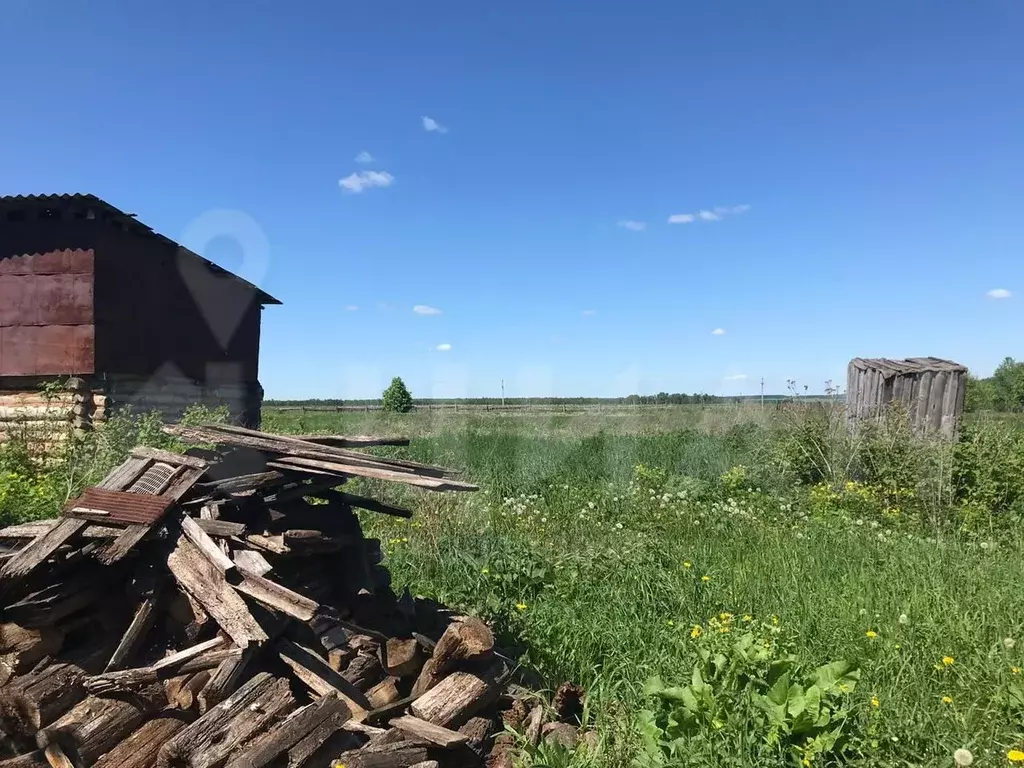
[{"xmin": 846, "ymin": 363, "xmax": 967, "ymax": 438}]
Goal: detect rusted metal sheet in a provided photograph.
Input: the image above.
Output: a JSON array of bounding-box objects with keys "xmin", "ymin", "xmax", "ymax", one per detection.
[
  {"xmin": 0, "ymin": 325, "xmax": 95, "ymax": 375},
  {"xmin": 0, "ymin": 249, "xmax": 94, "ymax": 275},
  {"xmin": 62, "ymin": 487, "xmax": 176, "ymax": 525},
  {"xmin": 0, "ymin": 273, "xmax": 93, "ymax": 326}
]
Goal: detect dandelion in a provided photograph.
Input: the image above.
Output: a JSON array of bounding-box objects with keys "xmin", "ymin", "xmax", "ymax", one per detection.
[
  {"xmin": 1005, "ymin": 637, "xmax": 1017, "ymax": 650},
  {"xmin": 701, "ymin": 575, "xmax": 711, "ymax": 583},
  {"xmin": 865, "ymin": 630, "xmax": 878, "ymax": 640},
  {"xmin": 954, "ymin": 748, "xmax": 974, "ymax": 766},
  {"xmin": 515, "ymin": 602, "xmax": 528, "ymax": 612},
  {"xmin": 771, "ymin": 615, "xmax": 780, "ymax": 625},
  {"xmin": 941, "ymin": 695, "xmax": 953, "ymax": 704},
  {"xmin": 743, "ymin": 614, "xmax": 753, "ymax": 622},
  {"xmin": 1008, "ymin": 750, "xmax": 1024, "ymax": 763},
  {"xmin": 1012, "ymin": 666, "xmax": 1021, "ymax": 675},
  {"xmin": 690, "ymin": 625, "xmax": 702, "ymax": 639},
  {"xmin": 942, "ymin": 656, "xmax": 955, "ymax": 667},
  {"xmin": 683, "ymin": 561, "xmax": 692, "ymax": 569},
  {"xmin": 481, "ymin": 568, "xmax": 489, "ymax": 575},
  {"xmin": 666, "ymin": 620, "xmax": 674, "ymax": 627},
  {"xmin": 870, "ymin": 696, "xmax": 880, "ymax": 708}
]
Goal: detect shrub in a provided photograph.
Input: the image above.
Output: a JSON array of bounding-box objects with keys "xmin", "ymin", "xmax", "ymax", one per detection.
[{"xmin": 382, "ymin": 377, "xmax": 413, "ymax": 413}]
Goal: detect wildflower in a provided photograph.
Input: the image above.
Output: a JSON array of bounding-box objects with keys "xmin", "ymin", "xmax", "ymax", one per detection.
[
  {"xmin": 1005, "ymin": 637, "xmax": 1017, "ymax": 650},
  {"xmin": 743, "ymin": 614, "xmax": 753, "ymax": 622},
  {"xmin": 898, "ymin": 613, "xmax": 909, "ymax": 625},
  {"xmin": 1012, "ymin": 666, "xmax": 1021, "ymax": 675},
  {"xmin": 1009, "ymin": 750, "xmax": 1024, "ymax": 763},
  {"xmin": 980, "ymin": 541, "xmax": 990, "ymax": 550},
  {"xmin": 719, "ymin": 612, "xmax": 733, "ymax": 622},
  {"xmin": 666, "ymin": 620, "xmax": 674, "ymax": 627},
  {"xmin": 942, "ymin": 656, "xmax": 955, "ymax": 667},
  {"xmin": 859, "ymin": 608, "xmax": 868, "ymax": 616},
  {"xmin": 615, "ymin": 522, "xmax": 623, "ymax": 529},
  {"xmin": 941, "ymin": 695, "xmax": 953, "ymax": 704},
  {"xmin": 954, "ymin": 748, "xmax": 974, "ymax": 766},
  {"xmin": 701, "ymin": 575, "xmax": 711, "ymax": 583},
  {"xmin": 870, "ymin": 696, "xmax": 880, "ymax": 708},
  {"xmin": 865, "ymin": 630, "xmax": 878, "ymax": 639},
  {"xmin": 683, "ymin": 561, "xmax": 692, "ymax": 569},
  {"xmin": 690, "ymin": 625, "xmax": 702, "ymax": 639},
  {"xmin": 481, "ymin": 568, "xmax": 489, "ymax": 575},
  {"xmin": 771, "ymin": 615, "xmax": 780, "ymax": 625},
  {"xmin": 515, "ymin": 603, "xmax": 528, "ymax": 612}
]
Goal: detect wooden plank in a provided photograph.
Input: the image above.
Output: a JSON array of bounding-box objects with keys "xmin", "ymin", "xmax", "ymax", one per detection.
[
  {"xmin": 86, "ymin": 637, "xmax": 230, "ymax": 694},
  {"xmin": 271, "ymin": 455, "xmax": 478, "ymax": 492},
  {"xmin": 276, "ymin": 640, "xmax": 373, "ymax": 716},
  {"xmin": 328, "ymin": 490, "xmax": 414, "ymax": 519},
  {"xmin": 195, "ymin": 518, "xmax": 246, "ymax": 537},
  {"xmin": 224, "ymin": 694, "xmax": 351, "ymax": 768},
  {"xmin": 390, "ymin": 715, "xmax": 468, "ymax": 748},
  {"xmin": 233, "ymin": 567, "xmax": 319, "ymax": 622},
  {"xmin": 131, "ymin": 446, "xmax": 209, "ymax": 470},
  {"xmin": 166, "ymin": 536, "xmax": 268, "ymax": 648},
  {"xmin": 105, "ymin": 587, "xmax": 163, "ymax": 671},
  {"xmin": 295, "ymin": 434, "xmax": 411, "ymax": 448},
  {"xmin": 0, "ymin": 518, "xmax": 90, "ymax": 584},
  {"xmin": 232, "ymin": 549, "xmax": 272, "ymax": 576},
  {"xmin": 180, "ymin": 515, "xmax": 238, "ymax": 580}
]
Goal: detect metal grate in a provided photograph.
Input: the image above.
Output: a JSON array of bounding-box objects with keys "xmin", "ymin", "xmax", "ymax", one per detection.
[{"xmin": 128, "ymin": 463, "xmax": 177, "ymax": 495}]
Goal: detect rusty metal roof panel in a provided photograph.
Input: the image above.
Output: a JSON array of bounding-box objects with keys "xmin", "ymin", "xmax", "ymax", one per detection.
[
  {"xmin": 0, "ymin": 325, "xmax": 95, "ymax": 375},
  {"xmin": 63, "ymin": 487, "xmax": 176, "ymax": 525},
  {"xmin": 0, "ymin": 249, "xmax": 94, "ymax": 276}
]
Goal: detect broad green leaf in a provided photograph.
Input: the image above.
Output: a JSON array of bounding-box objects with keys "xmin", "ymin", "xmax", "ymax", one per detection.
[
  {"xmin": 767, "ymin": 672, "xmax": 790, "ymax": 707},
  {"xmin": 812, "ymin": 660, "xmax": 860, "ymax": 694}
]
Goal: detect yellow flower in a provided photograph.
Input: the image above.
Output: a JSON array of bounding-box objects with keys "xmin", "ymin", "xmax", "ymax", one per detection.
[
  {"xmin": 865, "ymin": 630, "xmax": 878, "ymax": 639},
  {"xmin": 719, "ymin": 612, "xmax": 733, "ymax": 622},
  {"xmin": 515, "ymin": 602, "xmax": 528, "ymax": 612},
  {"xmin": 870, "ymin": 696, "xmax": 880, "ymax": 708},
  {"xmin": 1008, "ymin": 750, "xmax": 1024, "ymax": 763},
  {"xmin": 701, "ymin": 575, "xmax": 711, "ymax": 583},
  {"xmin": 941, "ymin": 695, "xmax": 953, "ymax": 704},
  {"xmin": 942, "ymin": 656, "xmax": 955, "ymax": 667},
  {"xmin": 743, "ymin": 614, "xmax": 753, "ymax": 622},
  {"xmin": 481, "ymin": 568, "xmax": 489, "ymax": 575},
  {"xmin": 1012, "ymin": 667, "xmax": 1021, "ymax": 675},
  {"xmin": 690, "ymin": 625, "xmax": 703, "ymax": 639},
  {"xmin": 683, "ymin": 561, "xmax": 692, "ymax": 569},
  {"xmin": 666, "ymin": 620, "xmax": 674, "ymax": 627},
  {"xmin": 771, "ymin": 615, "xmax": 780, "ymax": 625}
]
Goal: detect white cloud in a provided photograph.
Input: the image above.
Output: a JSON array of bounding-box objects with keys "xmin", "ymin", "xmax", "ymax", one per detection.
[
  {"xmin": 723, "ymin": 373, "xmax": 748, "ymax": 381},
  {"xmin": 987, "ymin": 288, "xmax": 1012, "ymax": 299},
  {"xmin": 668, "ymin": 213, "xmax": 696, "ymax": 224},
  {"xmin": 339, "ymin": 170, "xmax": 394, "ymax": 193},
  {"xmin": 731, "ymin": 204, "xmax": 751, "ymax": 214},
  {"xmin": 354, "ymin": 151, "xmax": 374, "ymax": 163},
  {"xmin": 698, "ymin": 210, "xmax": 721, "ymax": 222},
  {"xmin": 422, "ymin": 116, "xmax": 448, "ymax": 134},
  {"xmin": 711, "ymin": 328, "xmax": 726, "ymax": 336},
  {"xmin": 436, "ymin": 343, "xmax": 452, "ymax": 352},
  {"xmin": 346, "ymin": 305, "xmax": 359, "ymax": 311},
  {"xmin": 413, "ymin": 304, "xmax": 443, "ymax": 316},
  {"xmin": 617, "ymin": 220, "xmax": 646, "ymax": 232},
  {"xmin": 581, "ymin": 309, "xmax": 597, "ymax": 317}
]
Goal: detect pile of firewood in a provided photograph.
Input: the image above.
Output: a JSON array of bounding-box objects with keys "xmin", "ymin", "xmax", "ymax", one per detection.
[{"xmin": 0, "ymin": 424, "xmax": 589, "ymax": 768}]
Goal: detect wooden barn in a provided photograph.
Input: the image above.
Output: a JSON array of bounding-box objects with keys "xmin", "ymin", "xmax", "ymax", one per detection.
[
  {"xmin": 0, "ymin": 193, "xmax": 280, "ymax": 439},
  {"xmin": 846, "ymin": 357, "xmax": 967, "ymax": 438}
]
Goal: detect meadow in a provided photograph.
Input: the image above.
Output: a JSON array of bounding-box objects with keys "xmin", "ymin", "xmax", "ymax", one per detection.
[{"xmin": 3, "ymin": 403, "xmax": 1024, "ymax": 767}]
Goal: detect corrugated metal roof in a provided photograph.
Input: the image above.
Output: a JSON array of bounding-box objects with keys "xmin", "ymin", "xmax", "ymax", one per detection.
[
  {"xmin": 850, "ymin": 357, "xmax": 967, "ymax": 376},
  {"xmin": 63, "ymin": 486, "xmax": 176, "ymax": 524},
  {"xmin": 0, "ymin": 194, "xmax": 281, "ymax": 306}
]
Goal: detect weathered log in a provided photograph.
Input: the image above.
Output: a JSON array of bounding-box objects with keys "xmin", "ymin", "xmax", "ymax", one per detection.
[
  {"xmin": 383, "ymin": 638, "xmax": 422, "ymax": 679},
  {"xmin": 0, "ymin": 625, "xmax": 63, "ymax": 685},
  {"xmin": 196, "ymin": 647, "xmax": 255, "ymax": 714},
  {"xmin": 232, "ymin": 568, "xmax": 319, "ymax": 622},
  {"xmin": 342, "ymin": 650, "xmax": 385, "ymax": 692},
  {"xmin": 552, "ymin": 682, "xmax": 585, "ymax": 725},
  {"xmin": 411, "ymin": 618, "xmax": 493, "ymax": 697},
  {"xmin": 282, "ymin": 704, "xmax": 358, "ymax": 768},
  {"xmin": 104, "ymin": 589, "xmax": 163, "ymax": 672},
  {"xmin": 224, "ymin": 694, "xmax": 350, "ymax": 768},
  {"xmin": 523, "ymin": 705, "xmax": 545, "ymax": 747},
  {"xmin": 458, "ymin": 716, "xmax": 495, "ymax": 759},
  {"xmin": 390, "ymin": 715, "xmax": 468, "ymax": 748},
  {"xmin": 410, "ymin": 666, "xmax": 503, "ymax": 729},
  {"xmin": 85, "ymin": 639, "xmax": 234, "ymax": 694},
  {"xmin": 542, "ymin": 722, "xmax": 580, "ymax": 750},
  {"xmin": 366, "ymin": 677, "xmax": 401, "ymax": 709},
  {"xmin": 93, "ymin": 711, "xmax": 194, "ymax": 768},
  {"xmin": 0, "ymin": 751, "xmax": 47, "ymax": 767},
  {"xmin": 333, "ymin": 741, "xmax": 432, "ymax": 768},
  {"xmin": 156, "ymin": 673, "xmax": 295, "ymax": 768},
  {"xmin": 276, "ymin": 641, "xmax": 372, "ymax": 716}
]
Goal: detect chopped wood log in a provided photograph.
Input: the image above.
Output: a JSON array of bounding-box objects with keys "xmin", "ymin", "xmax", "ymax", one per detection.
[
  {"xmin": 366, "ymin": 677, "xmax": 401, "ymax": 709},
  {"xmin": 281, "ymin": 529, "xmax": 350, "ymax": 553},
  {"xmin": 196, "ymin": 647, "xmax": 255, "ymax": 714},
  {"xmin": 411, "ymin": 618, "xmax": 493, "ymax": 697},
  {"xmin": 156, "ymin": 673, "xmax": 295, "ymax": 768},
  {"xmin": 231, "ymin": 550, "xmax": 271, "ymax": 577},
  {"xmin": 41, "ymin": 743, "xmax": 73, "ymax": 768},
  {"xmin": 85, "ymin": 642, "xmax": 236, "ymax": 695},
  {"xmin": 329, "ymin": 647, "xmax": 355, "ymax": 673},
  {"xmin": 39, "ymin": 683, "xmax": 166, "ymax": 765},
  {"xmin": 333, "ymin": 741, "xmax": 432, "ymax": 768},
  {"xmin": 179, "ymin": 516, "xmax": 237, "ymax": 581},
  {"xmin": 93, "ymin": 711, "xmax": 194, "ymax": 768},
  {"xmin": 342, "ymin": 650, "xmax": 385, "ymax": 692},
  {"xmin": 167, "ymin": 670, "xmax": 212, "ymax": 710},
  {"xmin": 276, "ymin": 640, "xmax": 372, "ymax": 717},
  {"xmin": 282, "ymin": 706, "xmax": 358, "ymax": 768},
  {"xmin": 410, "ymin": 665, "xmax": 503, "ymax": 728},
  {"xmin": 390, "ymin": 716, "xmax": 468, "ymax": 748},
  {"xmin": 232, "ymin": 569, "xmax": 318, "ymax": 622},
  {"xmin": 104, "ymin": 590, "xmax": 162, "ymax": 672},
  {"xmin": 0, "ymin": 752, "xmax": 47, "ymax": 767},
  {"xmin": 0, "ymin": 625, "xmax": 63, "ymax": 685},
  {"xmin": 523, "ymin": 705, "xmax": 545, "ymax": 747},
  {"xmin": 223, "ymin": 694, "xmax": 350, "ymax": 768},
  {"xmin": 383, "ymin": 638, "xmax": 421, "ymax": 679},
  {"xmin": 458, "ymin": 717, "xmax": 495, "ymax": 759},
  {"xmin": 364, "ymin": 695, "xmax": 418, "ymax": 726},
  {"xmin": 485, "ymin": 733, "xmax": 515, "ymax": 768},
  {"xmin": 166, "ymin": 536, "xmax": 267, "ymax": 648},
  {"xmin": 193, "ymin": 519, "xmax": 246, "ymax": 538}
]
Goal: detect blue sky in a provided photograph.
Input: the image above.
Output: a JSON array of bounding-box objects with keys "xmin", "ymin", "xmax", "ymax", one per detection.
[{"xmin": 3, "ymin": 1, "xmax": 1023, "ymax": 399}]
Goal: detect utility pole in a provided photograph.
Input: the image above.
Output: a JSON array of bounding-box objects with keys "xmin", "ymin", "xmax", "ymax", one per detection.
[
  {"xmin": 761, "ymin": 377, "xmax": 765, "ymax": 410},
  {"xmin": 501, "ymin": 379, "xmax": 505, "ymax": 408}
]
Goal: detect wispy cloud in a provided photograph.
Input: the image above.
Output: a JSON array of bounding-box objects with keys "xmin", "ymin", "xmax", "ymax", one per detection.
[
  {"xmin": 581, "ymin": 309, "xmax": 597, "ymax": 317},
  {"xmin": 345, "ymin": 305, "xmax": 359, "ymax": 312},
  {"xmin": 339, "ymin": 170, "xmax": 394, "ymax": 193},
  {"xmin": 711, "ymin": 328, "xmax": 726, "ymax": 336},
  {"xmin": 668, "ymin": 213, "xmax": 695, "ymax": 224},
  {"xmin": 987, "ymin": 288, "xmax": 1012, "ymax": 299},
  {"xmin": 617, "ymin": 220, "xmax": 646, "ymax": 232},
  {"xmin": 669, "ymin": 205, "xmax": 750, "ymax": 224},
  {"xmin": 422, "ymin": 116, "xmax": 448, "ymax": 134},
  {"xmin": 413, "ymin": 305, "xmax": 443, "ymax": 316},
  {"xmin": 723, "ymin": 373, "xmax": 748, "ymax": 381},
  {"xmin": 354, "ymin": 151, "xmax": 374, "ymax": 163},
  {"xmin": 436, "ymin": 343, "xmax": 452, "ymax": 352}
]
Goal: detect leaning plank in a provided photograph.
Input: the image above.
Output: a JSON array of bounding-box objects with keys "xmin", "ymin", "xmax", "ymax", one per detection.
[
  {"xmin": 93, "ymin": 711, "xmax": 194, "ymax": 768},
  {"xmin": 232, "ymin": 568, "xmax": 319, "ymax": 622},
  {"xmin": 180, "ymin": 515, "xmax": 237, "ymax": 580},
  {"xmin": 156, "ymin": 673, "xmax": 295, "ymax": 768},
  {"xmin": 270, "ymin": 456, "xmax": 478, "ymax": 492},
  {"xmin": 277, "ymin": 640, "xmax": 373, "ymax": 716},
  {"xmin": 390, "ymin": 715, "xmax": 468, "ymax": 748},
  {"xmin": 331, "ymin": 491, "xmax": 413, "ymax": 519},
  {"xmin": 131, "ymin": 446, "xmax": 209, "ymax": 470},
  {"xmin": 294, "ymin": 435, "xmax": 411, "ymax": 448},
  {"xmin": 410, "ymin": 666, "xmax": 503, "ymax": 728},
  {"xmin": 166, "ymin": 536, "xmax": 268, "ymax": 648},
  {"xmin": 105, "ymin": 588, "xmax": 163, "ymax": 671},
  {"xmin": 196, "ymin": 646, "xmax": 255, "ymax": 714},
  {"xmin": 224, "ymin": 694, "xmax": 350, "ymax": 768}
]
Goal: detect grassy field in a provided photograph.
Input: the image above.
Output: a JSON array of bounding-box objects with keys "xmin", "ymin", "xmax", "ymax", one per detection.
[{"xmin": 258, "ymin": 406, "xmax": 1024, "ymax": 768}]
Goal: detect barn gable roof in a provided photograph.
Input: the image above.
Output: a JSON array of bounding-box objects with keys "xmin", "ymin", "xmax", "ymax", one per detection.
[
  {"xmin": 849, "ymin": 357, "xmax": 967, "ymax": 377},
  {"xmin": 0, "ymin": 194, "xmax": 281, "ymax": 306}
]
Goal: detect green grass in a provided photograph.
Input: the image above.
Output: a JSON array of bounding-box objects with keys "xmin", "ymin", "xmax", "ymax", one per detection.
[{"xmin": 260, "ymin": 407, "xmax": 1024, "ymax": 767}]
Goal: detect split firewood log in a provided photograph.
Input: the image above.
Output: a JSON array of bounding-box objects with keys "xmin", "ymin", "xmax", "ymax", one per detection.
[
  {"xmin": 410, "ymin": 664, "xmax": 504, "ymax": 729},
  {"xmin": 92, "ymin": 711, "xmax": 195, "ymax": 768},
  {"xmin": 411, "ymin": 618, "xmax": 494, "ymax": 697}
]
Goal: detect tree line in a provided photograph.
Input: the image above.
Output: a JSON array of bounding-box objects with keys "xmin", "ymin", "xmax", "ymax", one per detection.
[{"xmin": 965, "ymin": 357, "xmax": 1024, "ymax": 412}]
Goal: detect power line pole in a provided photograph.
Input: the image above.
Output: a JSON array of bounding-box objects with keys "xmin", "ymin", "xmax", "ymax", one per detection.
[
  {"xmin": 501, "ymin": 379, "xmax": 505, "ymax": 408},
  {"xmin": 761, "ymin": 377, "xmax": 765, "ymax": 410}
]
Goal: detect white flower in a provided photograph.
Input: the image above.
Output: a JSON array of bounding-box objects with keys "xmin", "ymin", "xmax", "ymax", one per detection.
[
  {"xmin": 899, "ymin": 613, "xmax": 909, "ymax": 625},
  {"xmin": 589, "ymin": 501, "xmax": 596, "ymax": 509},
  {"xmin": 540, "ymin": 517, "xmax": 547, "ymax": 523},
  {"xmin": 870, "ymin": 520, "xmax": 880, "ymax": 529},
  {"xmin": 855, "ymin": 519, "xmax": 864, "ymax": 526},
  {"xmin": 954, "ymin": 748, "xmax": 974, "ymax": 766},
  {"xmin": 615, "ymin": 522, "xmax": 623, "ymax": 529},
  {"xmin": 1004, "ymin": 637, "xmax": 1016, "ymax": 650},
  {"xmin": 859, "ymin": 608, "xmax": 868, "ymax": 616},
  {"xmin": 980, "ymin": 541, "xmax": 990, "ymax": 550}
]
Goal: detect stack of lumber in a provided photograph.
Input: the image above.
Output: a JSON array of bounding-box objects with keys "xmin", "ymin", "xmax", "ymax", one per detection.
[{"xmin": 0, "ymin": 424, "xmax": 586, "ymax": 768}]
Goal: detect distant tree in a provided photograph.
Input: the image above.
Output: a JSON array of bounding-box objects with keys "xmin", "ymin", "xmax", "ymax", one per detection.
[
  {"xmin": 382, "ymin": 377, "xmax": 413, "ymax": 413},
  {"xmin": 990, "ymin": 357, "xmax": 1024, "ymax": 412},
  {"xmin": 964, "ymin": 373, "xmax": 995, "ymax": 413}
]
